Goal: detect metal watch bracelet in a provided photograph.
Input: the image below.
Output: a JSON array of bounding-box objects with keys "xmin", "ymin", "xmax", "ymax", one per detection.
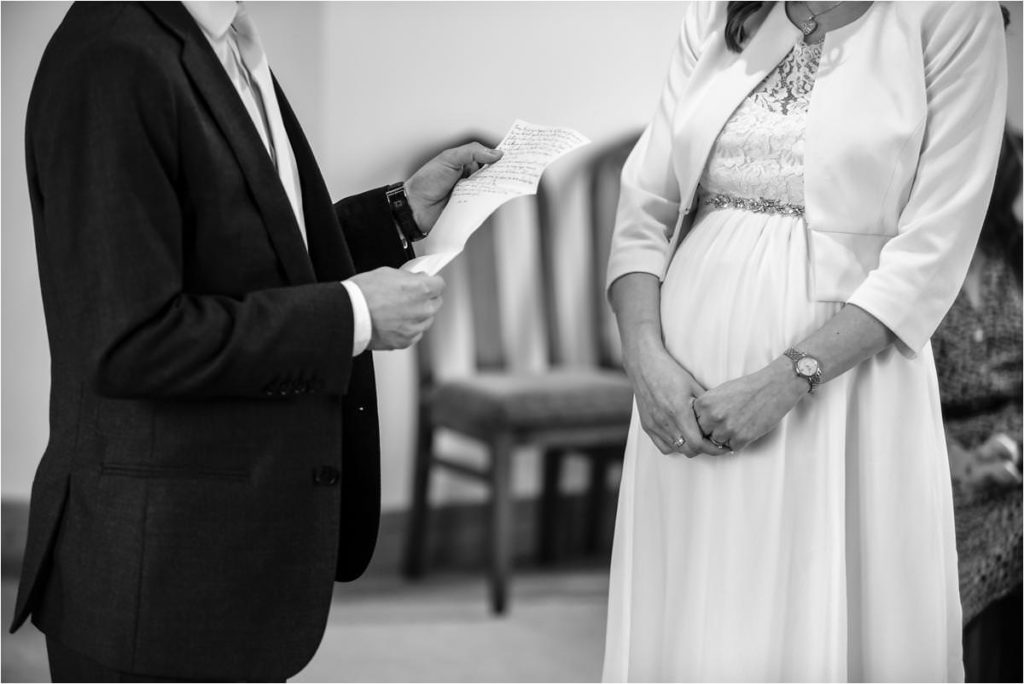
[{"xmin": 783, "ymin": 347, "xmax": 823, "ymax": 393}]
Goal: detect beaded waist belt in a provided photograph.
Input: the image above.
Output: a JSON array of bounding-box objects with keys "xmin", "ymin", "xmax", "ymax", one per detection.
[{"xmin": 702, "ymin": 192, "xmax": 805, "ymax": 217}]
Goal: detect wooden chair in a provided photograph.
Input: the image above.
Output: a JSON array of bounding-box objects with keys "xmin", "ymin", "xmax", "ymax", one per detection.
[
  {"xmin": 401, "ymin": 132, "xmax": 641, "ymax": 614},
  {"xmin": 537, "ymin": 131, "xmax": 642, "ymax": 563}
]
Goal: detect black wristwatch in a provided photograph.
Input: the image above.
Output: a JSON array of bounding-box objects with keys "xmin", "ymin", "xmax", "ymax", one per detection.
[
  {"xmin": 385, "ymin": 182, "xmax": 428, "ymax": 244},
  {"xmin": 783, "ymin": 347, "xmax": 823, "ymax": 393}
]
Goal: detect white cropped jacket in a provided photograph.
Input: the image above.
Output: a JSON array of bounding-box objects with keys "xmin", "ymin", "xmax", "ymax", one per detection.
[{"xmin": 607, "ymin": 1, "xmax": 1008, "ymax": 356}]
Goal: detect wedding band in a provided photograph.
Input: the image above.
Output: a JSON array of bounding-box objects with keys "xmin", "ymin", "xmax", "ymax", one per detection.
[
  {"xmin": 672, "ymin": 436, "xmax": 686, "ymax": 448},
  {"xmin": 709, "ymin": 437, "xmax": 726, "ymax": 448}
]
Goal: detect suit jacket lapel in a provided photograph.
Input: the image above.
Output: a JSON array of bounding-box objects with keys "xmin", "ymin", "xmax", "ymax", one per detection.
[
  {"xmin": 274, "ymin": 78, "xmax": 357, "ymax": 283},
  {"xmin": 674, "ymin": 3, "xmax": 801, "ymax": 207},
  {"xmin": 144, "ymin": 2, "xmax": 316, "ymax": 285}
]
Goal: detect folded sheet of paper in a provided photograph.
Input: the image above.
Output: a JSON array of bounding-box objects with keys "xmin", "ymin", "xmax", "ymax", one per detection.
[{"xmin": 402, "ymin": 120, "xmax": 590, "ymax": 275}]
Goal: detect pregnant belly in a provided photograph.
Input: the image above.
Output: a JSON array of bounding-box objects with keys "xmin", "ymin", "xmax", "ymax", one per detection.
[{"xmin": 659, "ymin": 208, "xmax": 839, "ymax": 388}]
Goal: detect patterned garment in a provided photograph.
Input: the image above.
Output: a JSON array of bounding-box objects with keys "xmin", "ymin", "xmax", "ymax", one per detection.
[
  {"xmin": 701, "ymin": 40, "xmax": 821, "ymax": 207},
  {"xmin": 932, "ymin": 254, "xmax": 1023, "ymax": 624},
  {"xmin": 934, "ymin": 255, "xmax": 1023, "ymax": 447}
]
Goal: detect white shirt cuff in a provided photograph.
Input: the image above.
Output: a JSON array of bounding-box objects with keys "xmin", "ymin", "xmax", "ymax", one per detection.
[{"xmin": 340, "ymin": 279, "xmax": 372, "ymax": 356}]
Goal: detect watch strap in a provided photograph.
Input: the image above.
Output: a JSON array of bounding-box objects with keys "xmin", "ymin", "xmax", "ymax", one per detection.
[{"xmin": 385, "ymin": 182, "xmax": 428, "ymax": 243}]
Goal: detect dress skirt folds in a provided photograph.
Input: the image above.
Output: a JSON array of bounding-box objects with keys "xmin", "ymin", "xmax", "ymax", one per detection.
[{"xmin": 602, "ymin": 39, "xmax": 964, "ymax": 683}]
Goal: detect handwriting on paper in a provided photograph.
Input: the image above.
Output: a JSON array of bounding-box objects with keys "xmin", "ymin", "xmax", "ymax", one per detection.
[
  {"xmin": 402, "ymin": 120, "xmax": 590, "ymax": 275},
  {"xmin": 450, "ymin": 123, "xmax": 591, "ymax": 200}
]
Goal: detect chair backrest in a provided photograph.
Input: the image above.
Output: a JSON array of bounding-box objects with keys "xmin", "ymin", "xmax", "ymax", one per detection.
[
  {"xmin": 582, "ymin": 131, "xmax": 642, "ymax": 370},
  {"xmin": 409, "ymin": 134, "xmax": 556, "ymax": 390},
  {"xmin": 411, "ymin": 130, "xmax": 641, "ymax": 388}
]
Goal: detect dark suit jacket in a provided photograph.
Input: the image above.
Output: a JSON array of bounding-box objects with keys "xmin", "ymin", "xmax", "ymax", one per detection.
[{"xmin": 11, "ymin": 2, "xmax": 411, "ymax": 679}]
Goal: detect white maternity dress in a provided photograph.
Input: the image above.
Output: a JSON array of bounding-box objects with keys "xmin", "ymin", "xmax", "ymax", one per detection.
[{"xmin": 603, "ymin": 38, "xmax": 964, "ymax": 683}]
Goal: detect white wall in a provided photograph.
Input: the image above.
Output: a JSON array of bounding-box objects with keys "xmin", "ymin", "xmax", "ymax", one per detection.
[{"xmin": 3, "ymin": 2, "xmax": 1023, "ymax": 512}]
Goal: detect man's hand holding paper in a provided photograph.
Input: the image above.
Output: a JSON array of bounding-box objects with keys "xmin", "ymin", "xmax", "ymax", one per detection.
[
  {"xmin": 403, "ymin": 120, "xmax": 591, "ymax": 275},
  {"xmin": 349, "ymin": 268, "xmax": 446, "ymax": 350},
  {"xmin": 404, "ymin": 142, "xmax": 505, "ymax": 232}
]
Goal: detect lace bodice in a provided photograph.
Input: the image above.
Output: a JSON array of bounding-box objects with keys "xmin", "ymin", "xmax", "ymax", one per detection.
[{"xmin": 700, "ymin": 40, "xmax": 822, "ymax": 206}]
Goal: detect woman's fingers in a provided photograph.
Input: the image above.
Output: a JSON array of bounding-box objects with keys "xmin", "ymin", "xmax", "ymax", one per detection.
[
  {"xmin": 653, "ymin": 406, "xmax": 726, "ymax": 458},
  {"xmin": 685, "ymin": 396, "xmax": 732, "ymax": 456},
  {"xmin": 663, "ymin": 427, "xmax": 700, "ymax": 459},
  {"xmin": 671, "ymin": 380, "xmax": 723, "ymax": 457},
  {"xmin": 974, "ymin": 459, "xmax": 1023, "ymax": 488},
  {"xmin": 677, "ymin": 440, "xmax": 700, "ymax": 459},
  {"xmin": 649, "ymin": 433, "xmax": 676, "ymax": 455},
  {"xmin": 631, "ymin": 348, "xmax": 733, "ymax": 458},
  {"xmin": 645, "ymin": 408, "xmax": 686, "ymax": 454},
  {"xmin": 648, "ymin": 426, "xmax": 700, "ymax": 458},
  {"xmin": 640, "ymin": 403, "xmax": 695, "ymax": 457}
]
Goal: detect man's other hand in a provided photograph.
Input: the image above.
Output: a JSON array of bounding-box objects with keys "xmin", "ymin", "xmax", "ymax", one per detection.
[
  {"xmin": 349, "ymin": 268, "xmax": 446, "ymax": 350},
  {"xmin": 404, "ymin": 142, "xmax": 502, "ymax": 232}
]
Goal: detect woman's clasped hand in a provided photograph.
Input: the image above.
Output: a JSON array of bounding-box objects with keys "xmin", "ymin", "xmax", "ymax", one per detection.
[
  {"xmin": 628, "ymin": 342, "xmax": 807, "ymax": 457},
  {"xmin": 625, "ymin": 339, "xmax": 725, "ymax": 458},
  {"xmin": 690, "ymin": 356, "xmax": 808, "ymax": 453}
]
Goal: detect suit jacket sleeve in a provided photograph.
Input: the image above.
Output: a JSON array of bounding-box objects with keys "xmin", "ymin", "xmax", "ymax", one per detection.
[
  {"xmin": 31, "ymin": 39, "xmax": 357, "ymax": 400},
  {"xmin": 845, "ymin": 3, "xmax": 1008, "ymax": 356},
  {"xmin": 334, "ymin": 189, "xmax": 414, "ymax": 273}
]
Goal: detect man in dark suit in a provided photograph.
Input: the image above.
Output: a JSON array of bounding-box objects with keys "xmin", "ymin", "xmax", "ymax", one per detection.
[{"xmin": 10, "ymin": 2, "xmax": 500, "ymax": 680}]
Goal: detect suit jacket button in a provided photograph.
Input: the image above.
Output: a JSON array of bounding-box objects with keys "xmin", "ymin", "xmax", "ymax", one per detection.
[{"xmin": 313, "ymin": 466, "xmax": 340, "ymax": 486}]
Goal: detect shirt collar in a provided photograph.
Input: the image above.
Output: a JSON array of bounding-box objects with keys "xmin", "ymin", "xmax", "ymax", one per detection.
[{"xmin": 181, "ymin": 1, "xmax": 239, "ymax": 41}]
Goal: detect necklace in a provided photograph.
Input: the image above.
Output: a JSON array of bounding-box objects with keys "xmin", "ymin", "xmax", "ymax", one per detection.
[{"xmin": 794, "ymin": 1, "xmax": 843, "ymax": 36}]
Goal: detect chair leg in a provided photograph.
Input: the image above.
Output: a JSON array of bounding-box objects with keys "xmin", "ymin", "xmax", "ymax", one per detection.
[
  {"xmin": 537, "ymin": 449, "xmax": 564, "ymax": 565},
  {"xmin": 489, "ymin": 434, "xmax": 514, "ymax": 614},
  {"xmin": 402, "ymin": 408, "xmax": 434, "ymax": 579},
  {"xmin": 585, "ymin": 450, "xmax": 613, "ymax": 554}
]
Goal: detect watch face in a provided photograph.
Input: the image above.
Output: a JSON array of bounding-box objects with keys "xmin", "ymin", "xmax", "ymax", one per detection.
[{"xmin": 795, "ymin": 356, "xmax": 820, "ymax": 377}]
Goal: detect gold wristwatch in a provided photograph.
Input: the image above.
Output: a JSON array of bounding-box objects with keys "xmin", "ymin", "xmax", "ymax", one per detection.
[{"xmin": 783, "ymin": 348, "xmax": 822, "ymax": 393}]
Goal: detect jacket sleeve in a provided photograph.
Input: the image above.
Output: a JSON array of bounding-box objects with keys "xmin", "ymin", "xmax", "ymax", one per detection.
[
  {"xmin": 32, "ymin": 43, "xmax": 357, "ymax": 400},
  {"xmin": 334, "ymin": 188, "xmax": 414, "ymax": 273},
  {"xmin": 605, "ymin": 1, "xmax": 718, "ymax": 291},
  {"xmin": 845, "ymin": 3, "xmax": 1008, "ymax": 357}
]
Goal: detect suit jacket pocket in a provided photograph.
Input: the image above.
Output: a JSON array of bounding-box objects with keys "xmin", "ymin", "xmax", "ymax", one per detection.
[{"xmin": 99, "ymin": 462, "xmax": 250, "ymax": 483}]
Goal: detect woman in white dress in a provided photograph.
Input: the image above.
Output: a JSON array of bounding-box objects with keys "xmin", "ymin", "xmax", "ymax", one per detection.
[{"xmin": 603, "ymin": 2, "xmax": 1007, "ymax": 681}]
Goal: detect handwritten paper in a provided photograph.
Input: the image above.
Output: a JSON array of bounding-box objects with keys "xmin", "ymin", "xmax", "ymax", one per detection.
[{"xmin": 402, "ymin": 120, "xmax": 590, "ymax": 275}]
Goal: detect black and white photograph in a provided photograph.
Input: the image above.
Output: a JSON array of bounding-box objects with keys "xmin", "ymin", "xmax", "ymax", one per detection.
[{"xmin": 1, "ymin": 1, "xmax": 1022, "ymax": 682}]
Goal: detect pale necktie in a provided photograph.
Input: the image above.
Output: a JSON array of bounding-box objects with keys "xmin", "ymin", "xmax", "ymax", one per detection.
[{"xmin": 229, "ymin": 5, "xmax": 308, "ymax": 248}]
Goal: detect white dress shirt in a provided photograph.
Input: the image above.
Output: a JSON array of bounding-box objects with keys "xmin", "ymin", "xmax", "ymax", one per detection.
[{"xmin": 182, "ymin": 1, "xmax": 372, "ymax": 355}]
